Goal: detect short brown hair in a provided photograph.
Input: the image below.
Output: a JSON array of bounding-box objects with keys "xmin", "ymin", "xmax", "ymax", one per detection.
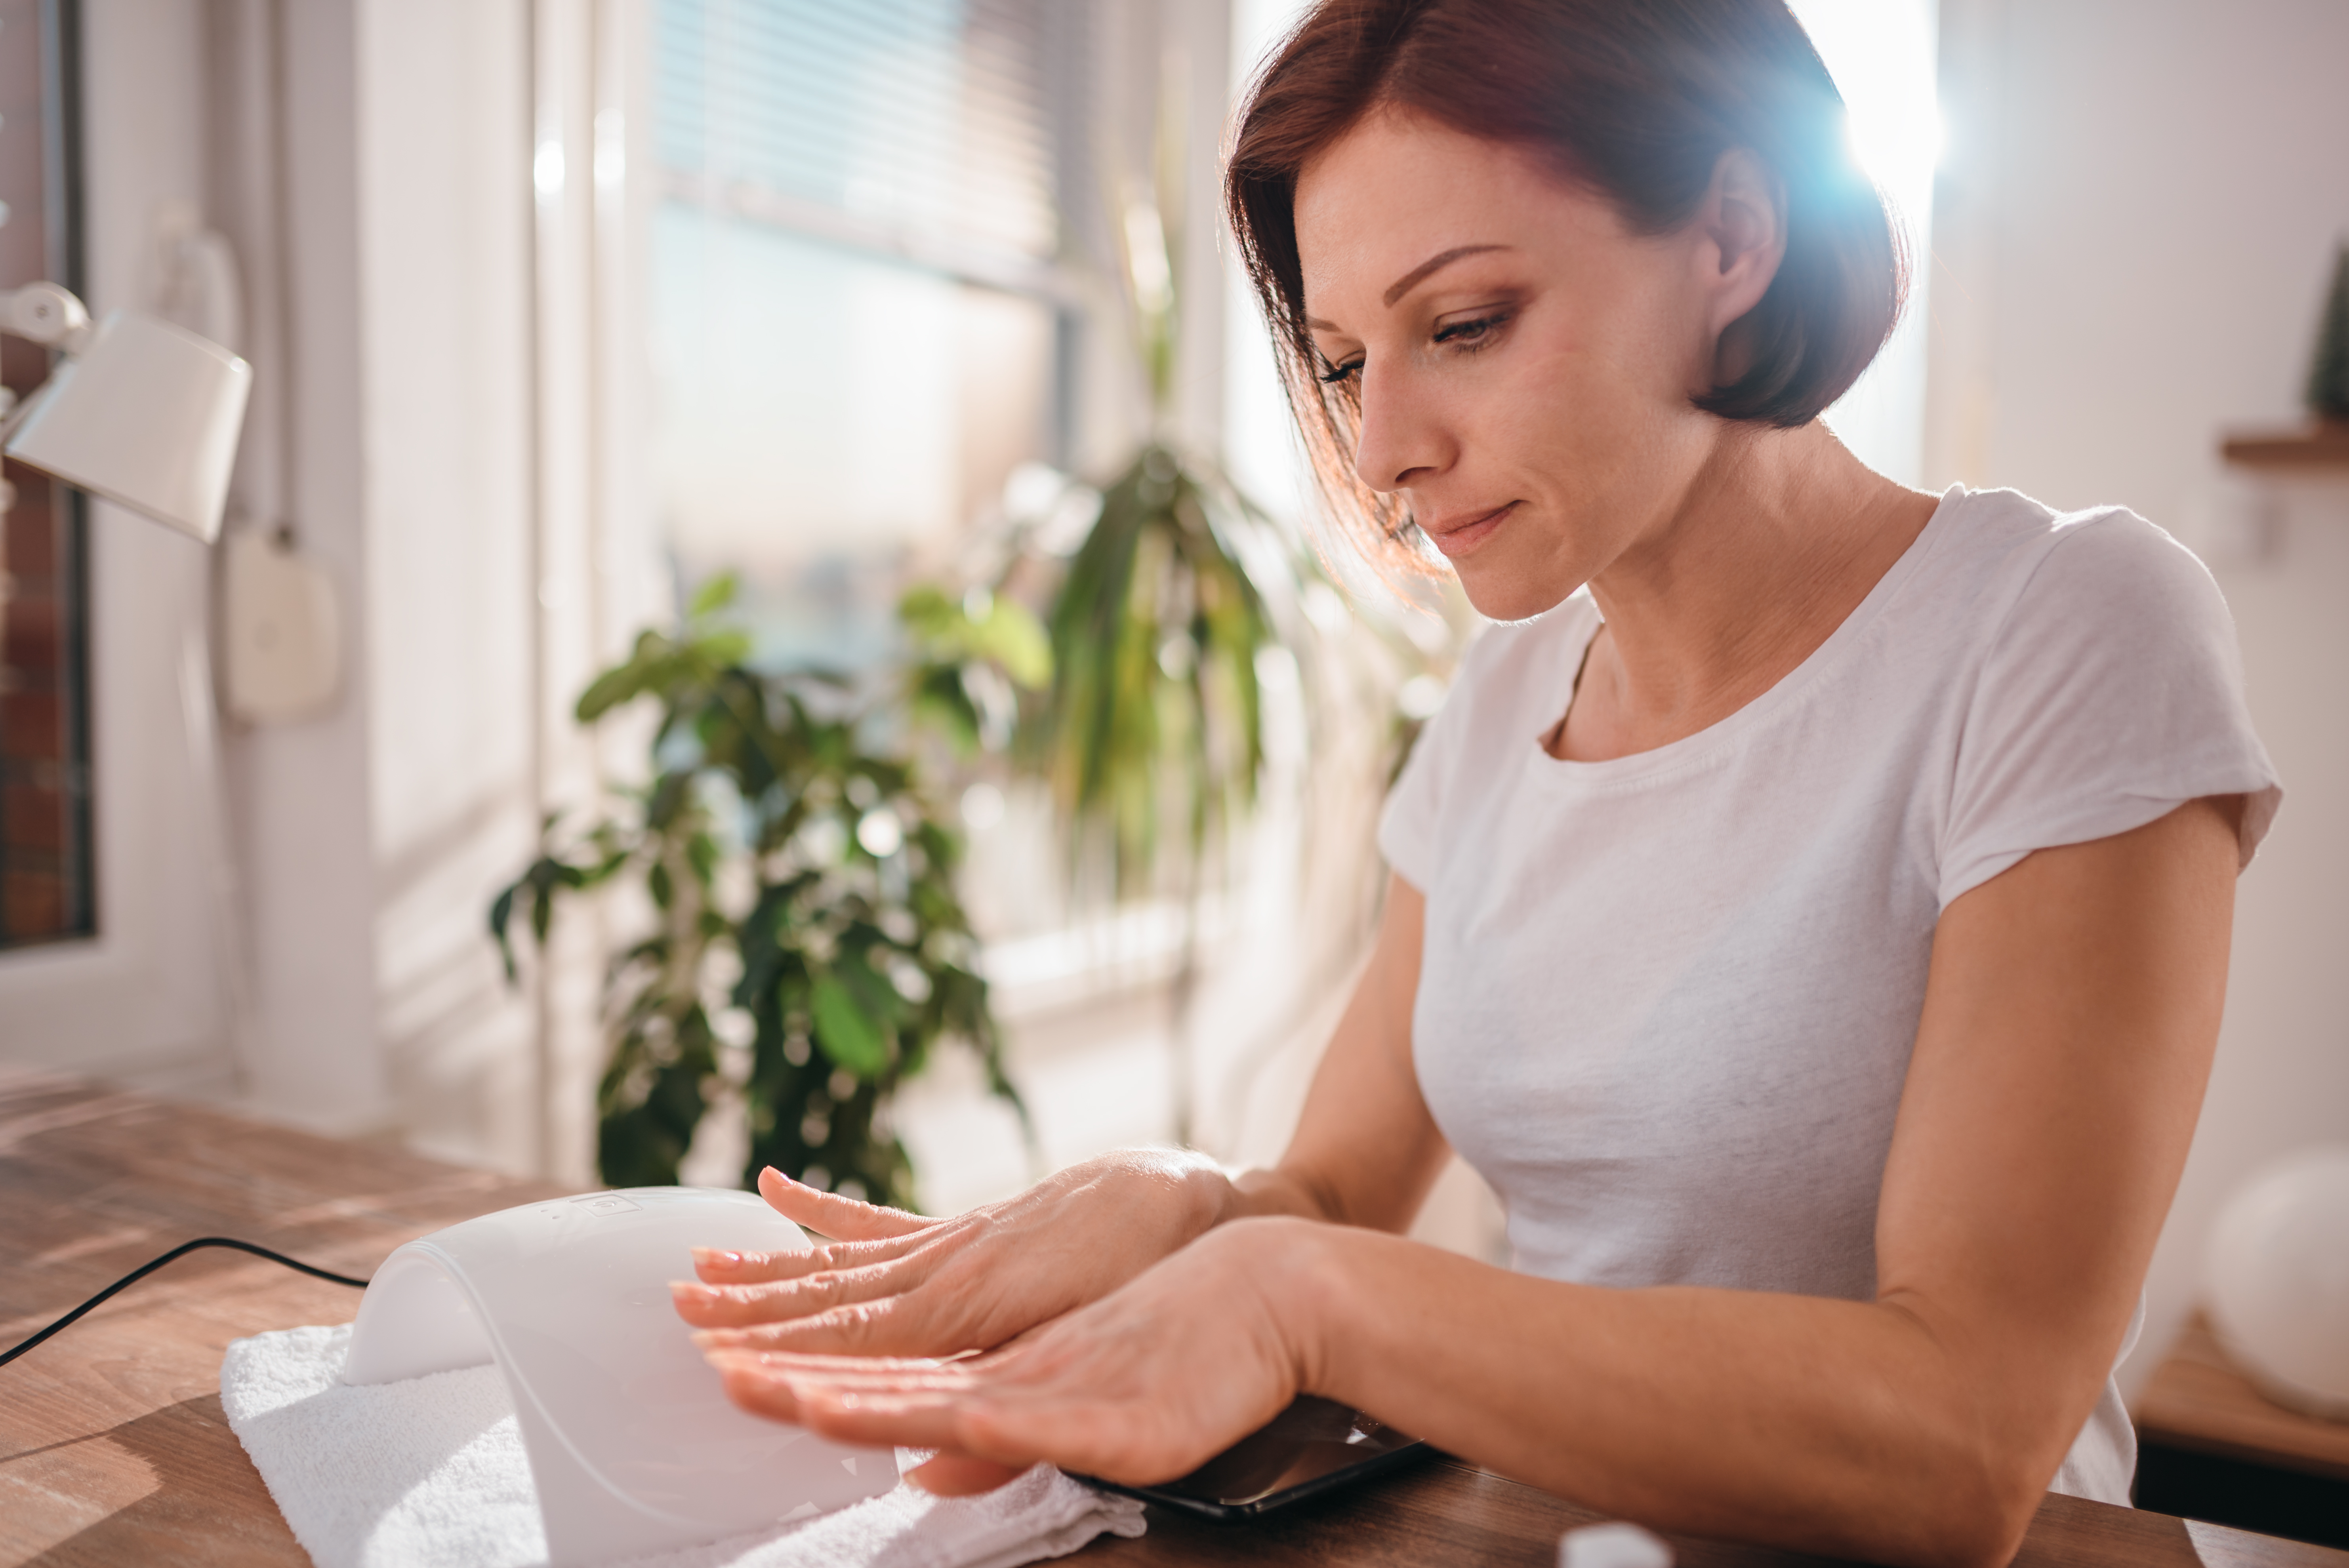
[{"xmin": 1225, "ymin": 0, "xmax": 1906, "ymax": 572}]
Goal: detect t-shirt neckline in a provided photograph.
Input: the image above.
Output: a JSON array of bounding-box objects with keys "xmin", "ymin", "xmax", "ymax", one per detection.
[{"xmin": 1529, "ymin": 483, "xmax": 1969, "ymax": 788}]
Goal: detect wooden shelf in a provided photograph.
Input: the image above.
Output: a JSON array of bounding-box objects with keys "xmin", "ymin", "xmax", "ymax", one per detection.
[
  {"xmin": 2222, "ymin": 421, "xmax": 2349, "ymax": 470},
  {"xmin": 2136, "ymin": 1313, "xmax": 2349, "ymax": 1482}
]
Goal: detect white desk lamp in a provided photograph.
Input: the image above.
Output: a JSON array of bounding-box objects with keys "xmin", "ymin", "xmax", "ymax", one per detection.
[
  {"xmin": 0, "ymin": 280, "xmax": 336, "ymax": 720},
  {"xmin": 0, "ymin": 280, "xmax": 253, "ymax": 543}
]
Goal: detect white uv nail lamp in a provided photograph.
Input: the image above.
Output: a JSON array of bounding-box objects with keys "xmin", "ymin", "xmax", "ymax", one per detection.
[{"xmin": 342, "ymin": 1186, "xmax": 896, "ymax": 1566}]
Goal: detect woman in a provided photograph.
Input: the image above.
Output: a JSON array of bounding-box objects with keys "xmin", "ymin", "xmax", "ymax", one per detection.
[{"xmin": 673, "ymin": 4, "xmax": 2280, "ymax": 1563}]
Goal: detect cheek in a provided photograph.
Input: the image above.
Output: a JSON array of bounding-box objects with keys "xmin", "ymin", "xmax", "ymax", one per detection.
[
  {"xmin": 1541, "ymin": 269, "xmax": 1700, "ymax": 412},
  {"xmin": 1467, "ymin": 325, "xmax": 1651, "ymax": 490}
]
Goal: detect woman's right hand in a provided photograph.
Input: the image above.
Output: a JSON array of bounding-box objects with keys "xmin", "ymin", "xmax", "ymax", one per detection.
[
  {"xmin": 677, "ymin": 875, "xmax": 1444, "ymax": 1361},
  {"xmin": 670, "ymin": 1153, "xmax": 1236, "ymax": 1358}
]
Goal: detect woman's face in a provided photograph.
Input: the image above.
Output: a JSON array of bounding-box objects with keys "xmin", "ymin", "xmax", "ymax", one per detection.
[{"xmin": 1294, "ymin": 109, "xmax": 1764, "ymax": 622}]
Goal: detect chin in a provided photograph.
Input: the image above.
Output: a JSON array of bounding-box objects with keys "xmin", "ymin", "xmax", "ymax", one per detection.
[{"xmin": 1453, "ymin": 566, "xmax": 1583, "ymax": 626}]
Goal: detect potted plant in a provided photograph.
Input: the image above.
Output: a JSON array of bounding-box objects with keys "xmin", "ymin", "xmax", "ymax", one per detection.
[{"xmin": 490, "ymin": 575, "xmax": 1037, "ymax": 1204}]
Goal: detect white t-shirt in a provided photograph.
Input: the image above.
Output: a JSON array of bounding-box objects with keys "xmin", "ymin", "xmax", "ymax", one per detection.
[{"xmin": 1378, "ymin": 485, "xmax": 2281, "ymax": 1505}]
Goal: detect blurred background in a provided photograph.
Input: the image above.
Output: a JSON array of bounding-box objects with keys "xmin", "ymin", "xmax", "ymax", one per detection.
[{"xmin": 0, "ymin": 0, "xmax": 2343, "ymax": 1480}]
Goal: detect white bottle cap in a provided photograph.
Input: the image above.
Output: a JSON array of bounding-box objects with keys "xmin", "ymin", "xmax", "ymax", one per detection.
[{"xmin": 1558, "ymin": 1520, "xmax": 1674, "ymax": 1568}]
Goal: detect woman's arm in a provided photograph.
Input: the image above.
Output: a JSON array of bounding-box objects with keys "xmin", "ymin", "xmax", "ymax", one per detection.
[
  {"xmin": 1232, "ymin": 876, "xmax": 1453, "ymax": 1231},
  {"xmin": 705, "ymin": 799, "xmax": 2239, "ymax": 1568},
  {"xmin": 671, "ymin": 878, "xmax": 1449, "ymax": 1354}
]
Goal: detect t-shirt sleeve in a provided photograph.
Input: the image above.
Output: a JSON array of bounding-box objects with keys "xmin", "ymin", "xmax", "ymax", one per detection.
[
  {"xmin": 1939, "ymin": 512, "xmax": 2282, "ymax": 909},
  {"xmin": 1378, "ymin": 621, "xmax": 1515, "ymax": 892},
  {"xmin": 1378, "ymin": 671, "xmax": 1456, "ymax": 894}
]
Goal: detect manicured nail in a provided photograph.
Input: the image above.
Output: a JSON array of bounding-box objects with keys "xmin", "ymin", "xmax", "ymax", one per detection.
[
  {"xmin": 669, "ymin": 1280, "xmax": 718, "ymax": 1303},
  {"xmin": 763, "ymin": 1166, "xmax": 791, "ymax": 1185},
  {"xmin": 692, "ymin": 1248, "xmax": 744, "ymax": 1267}
]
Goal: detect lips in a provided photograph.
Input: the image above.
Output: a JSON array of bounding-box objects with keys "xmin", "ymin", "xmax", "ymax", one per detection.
[{"xmin": 1419, "ymin": 500, "xmax": 1518, "ymax": 559}]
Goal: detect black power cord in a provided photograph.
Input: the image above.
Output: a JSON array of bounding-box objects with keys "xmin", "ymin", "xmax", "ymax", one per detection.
[{"xmin": 1, "ymin": 1238, "xmax": 372, "ymax": 1368}]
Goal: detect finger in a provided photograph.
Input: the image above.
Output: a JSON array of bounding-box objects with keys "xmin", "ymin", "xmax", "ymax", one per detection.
[
  {"xmin": 908, "ymin": 1453, "xmax": 1031, "ymax": 1496},
  {"xmin": 700, "ymin": 1355, "xmax": 977, "ymax": 1395},
  {"xmin": 710, "ymin": 1355, "xmax": 810, "ymax": 1424},
  {"xmin": 791, "ymin": 1385, "xmax": 1018, "ymax": 1458},
  {"xmin": 689, "ymin": 1294, "xmax": 972, "ymax": 1358},
  {"xmin": 670, "ymin": 1256, "xmax": 929, "ymax": 1328},
  {"xmin": 758, "ymin": 1166, "xmax": 932, "ymax": 1243},
  {"xmin": 697, "ymin": 1343, "xmax": 959, "ymax": 1377},
  {"xmin": 713, "ymin": 1349, "xmax": 955, "ymax": 1372},
  {"xmin": 711, "ymin": 1354, "xmax": 982, "ymax": 1451},
  {"xmin": 690, "ymin": 1226, "xmax": 927, "ymax": 1285},
  {"xmin": 704, "ymin": 1355, "xmax": 968, "ymax": 1419},
  {"xmin": 719, "ymin": 1353, "xmax": 1196, "ymax": 1486}
]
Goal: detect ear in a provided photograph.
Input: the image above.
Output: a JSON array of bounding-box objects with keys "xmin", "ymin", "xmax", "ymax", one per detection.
[{"xmin": 1695, "ymin": 147, "xmax": 1786, "ymax": 341}]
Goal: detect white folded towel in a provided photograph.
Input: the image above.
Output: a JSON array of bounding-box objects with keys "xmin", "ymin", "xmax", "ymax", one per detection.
[{"xmin": 220, "ymin": 1324, "xmax": 1146, "ymax": 1568}]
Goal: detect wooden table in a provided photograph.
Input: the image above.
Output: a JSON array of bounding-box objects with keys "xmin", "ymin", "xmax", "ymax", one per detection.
[
  {"xmin": 2130, "ymin": 1313, "xmax": 2349, "ymax": 1548},
  {"xmin": 2137, "ymin": 1315, "xmax": 2349, "ymax": 1484},
  {"xmin": 3, "ymin": 1069, "xmax": 2344, "ymax": 1568}
]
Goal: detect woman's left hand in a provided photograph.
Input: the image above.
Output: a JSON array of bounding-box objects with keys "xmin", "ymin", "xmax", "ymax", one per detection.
[{"xmin": 696, "ymin": 1216, "xmax": 1325, "ymax": 1494}]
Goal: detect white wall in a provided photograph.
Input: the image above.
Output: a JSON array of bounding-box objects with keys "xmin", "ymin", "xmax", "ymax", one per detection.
[
  {"xmin": 1926, "ymin": 0, "xmax": 2349, "ymax": 1400},
  {"xmin": 356, "ymin": 0, "xmax": 541, "ymax": 1171},
  {"xmin": 221, "ymin": 0, "xmax": 388, "ymax": 1133},
  {"xmin": 226, "ymin": 0, "xmax": 554, "ymax": 1168}
]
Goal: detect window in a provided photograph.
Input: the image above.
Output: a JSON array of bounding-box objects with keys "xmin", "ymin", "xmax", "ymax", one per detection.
[
  {"xmin": 649, "ymin": 0, "xmax": 1082, "ymax": 666},
  {"xmin": 1787, "ymin": 0, "xmax": 1940, "ymax": 487},
  {"xmin": 0, "ymin": 0, "xmax": 90, "ymax": 947}
]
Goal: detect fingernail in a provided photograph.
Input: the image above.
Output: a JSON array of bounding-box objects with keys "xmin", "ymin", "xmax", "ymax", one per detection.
[
  {"xmin": 691, "ymin": 1248, "xmax": 744, "ymax": 1267},
  {"xmin": 669, "ymin": 1281, "xmax": 718, "ymax": 1303},
  {"xmin": 762, "ymin": 1166, "xmax": 792, "ymax": 1185}
]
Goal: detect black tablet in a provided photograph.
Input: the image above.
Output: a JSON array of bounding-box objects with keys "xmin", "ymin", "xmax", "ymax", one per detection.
[{"xmin": 1080, "ymin": 1395, "xmax": 1431, "ymax": 1520}]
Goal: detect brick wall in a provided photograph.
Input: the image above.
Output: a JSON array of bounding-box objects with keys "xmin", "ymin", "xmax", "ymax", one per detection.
[
  {"xmin": 0, "ymin": 459, "xmax": 91, "ymax": 944},
  {"xmin": 0, "ymin": 0, "xmax": 92, "ymax": 947}
]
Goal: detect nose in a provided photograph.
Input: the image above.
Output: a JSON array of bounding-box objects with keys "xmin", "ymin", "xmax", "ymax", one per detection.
[{"xmin": 1348, "ymin": 362, "xmax": 1451, "ymax": 495}]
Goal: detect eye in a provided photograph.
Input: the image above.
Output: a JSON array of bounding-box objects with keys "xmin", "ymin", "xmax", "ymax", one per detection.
[
  {"xmin": 1317, "ymin": 357, "xmax": 1362, "ymax": 385},
  {"xmin": 1433, "ymin": 309, "xmax": 1511, "ymax": 351}
]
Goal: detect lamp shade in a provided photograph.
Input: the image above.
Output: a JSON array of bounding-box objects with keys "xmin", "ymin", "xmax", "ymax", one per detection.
[{"xmin": 4, "ymin": 309, "xmax": 252, "ymax": 543}]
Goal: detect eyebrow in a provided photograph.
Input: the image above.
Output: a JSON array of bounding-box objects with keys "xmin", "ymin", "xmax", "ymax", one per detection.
[
  {"xmin": 1303, "ymin": 244, "xmax": 1514, "ymax": 332},
  {"xmin": 1383, "ymin": 244, "xmax": 1508, "ymax": 306}
]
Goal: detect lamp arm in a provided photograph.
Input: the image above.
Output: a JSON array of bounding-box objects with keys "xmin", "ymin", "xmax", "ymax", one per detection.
[
  {"xmin": 0, "ymin": 281, "xmax": 95, "ymax": 442},
  {"xmin": 0, "ymin": 282, "xmax": 93, "ymax": 352}
]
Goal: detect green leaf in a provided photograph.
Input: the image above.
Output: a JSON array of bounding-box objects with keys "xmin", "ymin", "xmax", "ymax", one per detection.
[
  {"xmin": 576, "ymin": 666, "xmax": 642, "ymax": 723},
  {"xmin": 686, "ymin": 626, "xmax": 755, "ymax": 668},
  {"xmin": 900, "ymin": 583, "xmax": 1052, "ymax": 691},
  {"xmin": 898, "ymin": 583, "xmax": 956, "ymax": 636},
  {"xmin": 487, "ymin": 885, "xmax": 520, "ymax": 981},
  {"xmin": 688, "ymin": 570, "xmax": 741, "ymax": 621},
  {"xmin": 979, "ymin": 599, "xmax": 1051, "ymax": 690},
  {"xmin": 1026, "ymin": 443, "xmax": 1294, "ymax": 896},
  {"xmin": 809, "ymin": 970, "xmax": 891, "ymax": 1077}
]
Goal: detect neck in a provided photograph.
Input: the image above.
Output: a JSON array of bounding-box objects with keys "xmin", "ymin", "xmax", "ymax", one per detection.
[{"xmin": 1559, "ymin": 420, "xmax": 1935, "ymax": 762}]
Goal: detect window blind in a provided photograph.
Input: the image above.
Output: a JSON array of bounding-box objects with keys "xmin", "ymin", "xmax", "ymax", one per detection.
[{"xmin": 655, "ymin": 0, "xmax": 1070, "ymax": 281}]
